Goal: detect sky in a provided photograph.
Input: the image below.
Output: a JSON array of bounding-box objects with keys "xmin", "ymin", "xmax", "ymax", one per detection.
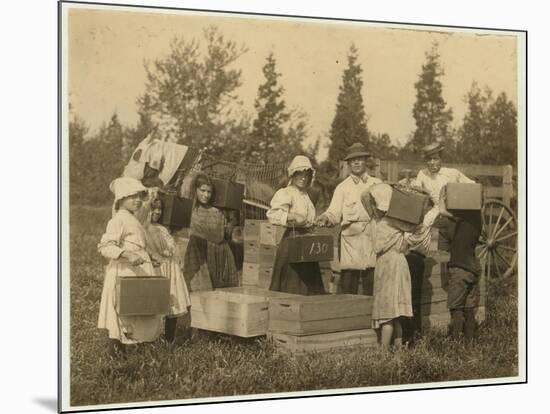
[{"xmin": 66, "ymin": 5, "xmax": 518, "ymax": 160}]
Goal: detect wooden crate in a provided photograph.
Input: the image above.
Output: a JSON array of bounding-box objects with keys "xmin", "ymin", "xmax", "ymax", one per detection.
[
  {"xmin": 190, "ymin": 290, "xmax": 270, "ymax": 337},
  {"xmin": 259, "ymin": 244, "xmax": 278, "ymax": 266},
  {"xmin": 243, "ymin": 219, "xmax": 263, "ymax": 242},
  {"xmin": 269, "ymin": 328, "xmax": 377, "ymax": 355},
  {"xmin": 243, "ymin": 241, "xmax": 260, "ymax": 263},
  {"xmin": 287, "ymin": 234, "xmax": 334, "ymax": 263},
  {"xmin": 241, "ymin": 262, "xmax": 260, "ymax": 286},
  {"xmin": 116, "ymin": 276, "xmax": 170, "ymax": 316},
  {"xmin": 260, "ymin": 222, "xmax": 286, "ymax": 246},
  {"xmin": 387, "ymin": 187, "xmax": 430, "ymax": 224},
  {"xmin": 211, "ymin": 178, "xmax": 245, "ymax": 211},
  {"xmin": 269, "ymin": 294, "xmax": 372, "ymax": 335},
  {"xmin": 258, "ymin": 266, "xmax": 273, "ymax": 289},
  {"xmin": 446, "ymin": 183, "xmax": 483, "ymax": 210},
  {"xmin": 158, "ymin": 193, "xmax": 193, "ymax": 229}
]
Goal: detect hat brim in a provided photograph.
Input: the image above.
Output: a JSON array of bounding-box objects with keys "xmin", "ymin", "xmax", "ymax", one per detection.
[
  {"xmin": 344, "ymin": 151, "xmax": 371, "ymax": 161},
  {"xmin": 422, "ymin": 148, "xmax": 444, "ymax": 158}
]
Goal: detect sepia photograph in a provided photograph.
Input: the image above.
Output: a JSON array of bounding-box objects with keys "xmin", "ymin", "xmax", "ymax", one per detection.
[{"xmin": 59, "ymin": 1, "xmax": 526, "ymax": 412}]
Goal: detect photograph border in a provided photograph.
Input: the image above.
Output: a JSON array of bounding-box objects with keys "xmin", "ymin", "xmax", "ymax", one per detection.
[{"xmin": 58, "ymin": 1, "xmax": 527, "ymax": 412}]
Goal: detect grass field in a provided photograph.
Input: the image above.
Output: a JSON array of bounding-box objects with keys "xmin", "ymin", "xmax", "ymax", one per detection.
[{"xmin": 69, "ymin": 205, "xmax": 519, "ymax": 407}]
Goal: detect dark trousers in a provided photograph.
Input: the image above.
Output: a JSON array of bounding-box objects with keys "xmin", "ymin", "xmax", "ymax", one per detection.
[
  {"xmin": 403, "ymin": 252, "xmax": 425, "ymax": 342},
  {"xmin": 340, "ymin": 269, "xmax": 374, "ymax": 295}
]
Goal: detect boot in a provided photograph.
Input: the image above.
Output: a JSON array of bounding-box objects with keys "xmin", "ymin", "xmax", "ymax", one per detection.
[
  {"xmin": 463, "ymin": 307, "xmax": 476, "ymax": 341},
  {"xmin": 164, "ymin": 317, "xmax": 177, "ymax": 343},
  {"xmin": 450, "ymin": 309, "xmax": 464, "ymax": 340}
]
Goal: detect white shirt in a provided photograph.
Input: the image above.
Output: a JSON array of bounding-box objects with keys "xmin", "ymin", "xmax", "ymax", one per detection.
[
  {"xmin": 267, "ymin": 185, "xmax": 316, "ymax": 227},
  {"xmin": 323, "ymin": 173, "xmax": 382, "ymax": 226},
  {"xmin": 412, "ymin": 167, "xmax": 475, "ymax": 205}
]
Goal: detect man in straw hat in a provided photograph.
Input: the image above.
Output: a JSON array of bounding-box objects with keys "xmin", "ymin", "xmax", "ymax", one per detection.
[{"xmin": 316, "ymin": 142, "xmax": 382, "ymax": 295}]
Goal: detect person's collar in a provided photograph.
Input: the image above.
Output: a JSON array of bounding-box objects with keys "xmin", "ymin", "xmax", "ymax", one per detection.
[{"xmin": 350, "ymin": 172, "xmax": 370, "ymax": 184}]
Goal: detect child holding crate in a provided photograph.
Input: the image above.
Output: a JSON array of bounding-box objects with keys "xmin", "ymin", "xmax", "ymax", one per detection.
[
  {"xmin": 361, "ymin": 183, "xmax": 431, "ymax": 349},
  {"xmin": 182, "ymin": 173, "xmax": 238, "ymax": 289},
  {"xmin": 97, "ymin": 177, "xmax": 165, "ymax": 356},
  {"xmin": 145, "ymin": 197, "xmax": 192, "ymax": 343}
]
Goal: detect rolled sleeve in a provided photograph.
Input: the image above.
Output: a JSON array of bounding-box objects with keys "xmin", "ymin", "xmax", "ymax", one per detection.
[
  {"xmin": 267, "ymin": 188, "xmax": 291, "ymax": 226},
  {"xmin": 323, "ymin": 185, "xmax": 344, "ymax": 225}
]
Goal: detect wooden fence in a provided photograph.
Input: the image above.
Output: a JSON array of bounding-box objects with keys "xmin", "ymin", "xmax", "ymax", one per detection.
[{"xmin": 340, "ymin": 160, "xmax": 516, "ymax": 208}]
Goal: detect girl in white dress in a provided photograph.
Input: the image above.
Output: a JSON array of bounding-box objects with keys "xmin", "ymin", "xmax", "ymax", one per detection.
[
  {"xmin": 145, "ymin": 197, "xmax": 191, "ymax": 343},
  {"xmin": 97, "ymin": 177, "xmax": 164, "ymax": 356}
]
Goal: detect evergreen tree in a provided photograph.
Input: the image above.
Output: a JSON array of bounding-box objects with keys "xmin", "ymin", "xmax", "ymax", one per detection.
[
  {"xmin": 408, "ymin": 43, "xmax": 453, "ymax": 155},
  {"xmin": 138, "ymin": 26, "xmax": 250, "ymax": 160},
  {"xmin": 457, "ymin": 83, "xmax": 491, "ymax": 163},
  {"xmin": 327, "ymin": 44, "xmax": 369, "ymax": 165},
  {"xmin": 248, "ymin": 52, "xmax": 306, "ymax": 164},
  {"xmin": 485, "ymin": 92, "xmax": 517, "ymax": 166}
]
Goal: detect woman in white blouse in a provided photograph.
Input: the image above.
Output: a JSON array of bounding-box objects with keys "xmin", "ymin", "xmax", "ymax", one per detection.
[{"xmin": 266, "ymin": 156, "xmax": 326, "ymax": 295}]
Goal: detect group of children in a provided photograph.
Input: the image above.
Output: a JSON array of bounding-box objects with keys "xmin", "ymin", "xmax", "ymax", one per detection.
[
  {"xmin": 98, "ymin": 173, "xmax": 236, "ymax": 356},
  {"xmin": 97, "ymin": 151, "xmax": 481, "ymax": 355}
]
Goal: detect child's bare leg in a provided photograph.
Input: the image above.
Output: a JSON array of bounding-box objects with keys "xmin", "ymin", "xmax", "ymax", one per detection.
[
  {"xmin": 392, "ymin": 318, "xmax": 403, "ymax": 349},
  {"xmin": 380, "ymin": 321, "xmax": 394, "ymax": 348}
]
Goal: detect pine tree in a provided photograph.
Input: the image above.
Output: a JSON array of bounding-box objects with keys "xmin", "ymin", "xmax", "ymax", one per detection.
[
  {"xmin": 248, "ymin": 52, "xmax": 305, "ymax": 164},
  {"xmin": 68, "ymin": 114, "xmax": 89, "ymax": 204},
  {"xmin": 485, "ymin": 92, "xmax": 517, "ymax": 166},
  {"xmin": 458, "ymin": 83, "xmax": 491, "ymax": 163},
  {"xmin": 408, "ymin": 43, "xmax": 453, "ymax": 154},
  {"xmin": 327, "ymin": 44, "xmax": 369, "ymax": 165}
]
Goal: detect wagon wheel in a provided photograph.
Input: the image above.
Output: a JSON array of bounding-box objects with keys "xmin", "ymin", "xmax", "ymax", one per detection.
[{"xmin": 478, "ymin": 199, "xmax": 518, "ymax": 279}]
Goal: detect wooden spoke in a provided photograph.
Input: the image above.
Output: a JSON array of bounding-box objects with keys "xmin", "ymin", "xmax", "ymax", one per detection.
[
  {"xmin": 495, "ymin": 249, "xmax": 512, "ymax": 269},
  {"xmin": 493, "ymin": 217, "xmax": 514, "ymax": 240},
  {"xmin": 497, "ymin": 245, "xmax": 517, "ymax": 253},
  {"xmin": 487, "ymin": 252, "xmax": 492, "ymax": 280},
  {"xmin": 496, "ymin": 231, "xmax": 517, "ymax": 243},
  {"xmin": 491, "ymin": 207, "xmax": 505, "ymax": 239},
  {"xmin": 493, "ymin": 252, "xmax": 503, "ymax": 278}
]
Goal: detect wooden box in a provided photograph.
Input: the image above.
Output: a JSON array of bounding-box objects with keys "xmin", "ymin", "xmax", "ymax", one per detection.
[
  {"xmin": 243, "ymin": 219, "xmax": 263, "ymax": 241},
  {"xmin": 241, "ymin": 262, "xmax": 260, "ymax": 286},
  {"xmin": 116, "ymin": 276, "xmax": 170, "ymax": 316},
  {"xmin": 287, "ymin": 234, "xmax": 334, "ymax": 263},
  {"xmin": 258, "ymin": 266, "xmax": 273, "ymax": 289},
  {"xmin": 446, "ymin": 183, "xmax": 482, "ymax": 210},
  {"xmin": 243, "ymin": 241, "xmax": 260, "ymax": 263},
  {"xmin": 268, "ymin": 294, "xmax": 373, "ymax": 335},
  {"xmin": 211, "ymin": 178, "xmax": 245, "ymax": 211},
  {"xmin": 190, "ymin": 287, "xmax": 298, "ymax": 337},
  {"xmin": 259, "ymin": 244, "xmax": 278, "ymax": 265},
  {"xmin": 159, "ymin": 193, "xmax": 193, "ymax": 229},
  {"xmin": 387, "ymin": 187, "xmax": 430, "ymax": 225},
  {"xmin": 190, "ymin": 290, "xmax": 269, "ymax": 337},
  {"xmin": 269, "ymin": 328, "xmax": 377, "ymax": 355},
  {"xmin": 260, "ymin": 222, "xmax": 286, "ymax": 246}
]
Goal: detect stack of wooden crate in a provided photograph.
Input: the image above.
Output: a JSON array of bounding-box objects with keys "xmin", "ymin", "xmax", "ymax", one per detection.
[
  {"xmin": 267, "ymin": 294, "xmax": 378, "ymax": 355},
  {"xmin": 242, "ymin": 220, "xmax": 285, "ymax": 289}
]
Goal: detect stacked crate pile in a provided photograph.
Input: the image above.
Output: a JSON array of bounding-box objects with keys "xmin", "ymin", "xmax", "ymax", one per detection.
[
  {"xmin": 242, "ymin": 220, "xmax": 285, "ymax": 289},
  {"xmin": 267, "ymin": 294, "xmax": 377, "ymax": 355}
]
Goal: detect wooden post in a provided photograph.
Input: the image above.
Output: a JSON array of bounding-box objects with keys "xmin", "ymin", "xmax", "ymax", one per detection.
[
  {"xmin": 387, "ymin": 160, "xmax": 400, "ymax": 183},
  {"xmin": 502, "ymin": 165, "xmax": 513, "ymax": 208}
]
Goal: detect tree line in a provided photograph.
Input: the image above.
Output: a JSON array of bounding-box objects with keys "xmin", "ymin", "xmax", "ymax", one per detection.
[{"xmin": 69, "ymin": 27, "xmax": 517, "ymax": 206}]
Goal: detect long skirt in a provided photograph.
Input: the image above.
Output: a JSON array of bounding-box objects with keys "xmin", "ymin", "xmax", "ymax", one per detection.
[
  {"xmin": 269, "ymin": 227, "xmax": 326, "ymax": 296},
  {"xmin": 182, "ymin": 235, "xmax": 238, "ymax": 289},
  {"xmin": 371, "ymin": 249, "xmax": 413, "ymax": 328}
]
